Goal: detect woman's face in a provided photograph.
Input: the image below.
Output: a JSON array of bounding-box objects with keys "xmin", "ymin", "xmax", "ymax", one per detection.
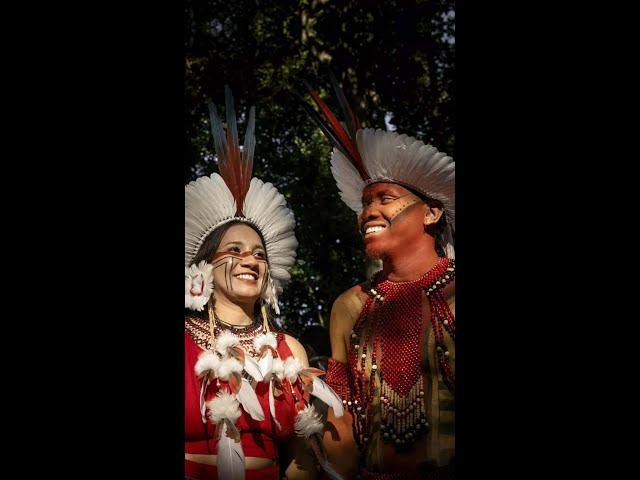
[{"xmin": 210, "ymin": 224, "xmax": 268, "ymax": 307}]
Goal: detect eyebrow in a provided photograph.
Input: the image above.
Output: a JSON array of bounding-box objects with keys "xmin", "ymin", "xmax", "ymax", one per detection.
[
  {"xmin": 223, "ymin": 241, "xmax": 265, "ymax": 250},
  {"xmin": 362, "ymin": 189, "xmax": 399, "ymax": 200}
]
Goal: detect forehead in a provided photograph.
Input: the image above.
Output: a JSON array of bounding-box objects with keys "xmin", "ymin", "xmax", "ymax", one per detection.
[
  {"xmin": 219, "ymin": 223, "xmax": 264, "ymax": 247},
  {"xmin": 362, "ymin": 182, "xmax": 412, "ymax": 198}
]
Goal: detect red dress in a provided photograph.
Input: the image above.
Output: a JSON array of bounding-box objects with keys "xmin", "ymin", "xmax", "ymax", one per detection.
[{"xmin": 185, "ymin": 324, "xmax": 303, "ymax": 479}]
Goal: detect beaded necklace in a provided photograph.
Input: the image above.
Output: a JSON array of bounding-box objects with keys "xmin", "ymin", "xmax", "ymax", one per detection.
[
  {"xmin": 347, "ymin": 257, "xmax": 455, "ymax": 453},
  {"xmin": 184, "ymin": 315, "xmax": 266, "ymax": 357}
]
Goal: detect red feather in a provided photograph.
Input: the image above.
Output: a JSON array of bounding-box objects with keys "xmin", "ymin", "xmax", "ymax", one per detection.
[
  {"xmin": 225, "ymin": 130, "xmax": 244, "ymax": 215},
  {"xmin": 208, "ymin": 87, "xmax": 254, "ymax": 216},
  {"xmin": 307, "ymin": 89, "xmax": 369, "ymax": 180}
]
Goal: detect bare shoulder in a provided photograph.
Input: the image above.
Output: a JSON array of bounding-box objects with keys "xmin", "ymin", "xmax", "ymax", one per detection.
[
  {"xmin": 284, "ymin": 333, "xmax": 310, "ymax": 367},
  {"xmin": 332, "ymin": 285, "xmax": 367, "ymax": 325},
  {"xmin": 325, "ymin": 285, "xmax": 368, "ymax": 362}
]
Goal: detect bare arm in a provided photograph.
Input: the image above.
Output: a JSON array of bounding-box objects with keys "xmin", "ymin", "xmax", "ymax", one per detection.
[{"xmin": 321, "ymin": 288, "xmax": 363, "ymax": 479}]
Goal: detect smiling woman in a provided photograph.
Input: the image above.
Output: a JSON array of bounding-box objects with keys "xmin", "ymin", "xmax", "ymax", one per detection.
[
  {"xmin": 194, "ymin": 221, "xmax": 270, "ymax": 319},
  {"xmin": 184, "ymin": 88, "xmax": 345, "ymax": 480}
]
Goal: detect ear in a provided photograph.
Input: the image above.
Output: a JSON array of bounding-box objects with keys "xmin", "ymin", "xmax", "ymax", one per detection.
[{"xmin": 424, "ymin": 205, "xmax": 444, "ymax": 227}]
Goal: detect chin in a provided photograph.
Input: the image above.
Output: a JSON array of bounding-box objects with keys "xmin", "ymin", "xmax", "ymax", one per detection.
[
  {"xmin": 233, "ymin": 287, "xmax": 261, "ymax": 301},
  {"xmin": 365, "ymin": 244, "xmax": 386, "ymax": 260}
]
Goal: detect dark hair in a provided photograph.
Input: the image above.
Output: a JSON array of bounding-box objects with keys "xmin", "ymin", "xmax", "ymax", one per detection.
[
  {"xmin": 405, "ymin": 186, "xmax": 448, "ymax": 256},
  {"xmin": 190, "ymin": 220, "xmax": 268, "ymax": 266}
]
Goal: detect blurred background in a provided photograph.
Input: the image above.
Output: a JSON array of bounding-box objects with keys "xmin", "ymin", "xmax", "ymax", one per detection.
[{"xmin": 185, "ymin": 0, "xmax": 455, "ymax": 362}]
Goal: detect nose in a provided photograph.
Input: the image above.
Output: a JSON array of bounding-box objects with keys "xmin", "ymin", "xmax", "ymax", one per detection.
[
  {"xmin": 239, "ymin": 253, "xmax": 259, "ymax": 271},
  {"xmin": 359, "ymin": 202, "xmax": 381, "ymax": 228}
]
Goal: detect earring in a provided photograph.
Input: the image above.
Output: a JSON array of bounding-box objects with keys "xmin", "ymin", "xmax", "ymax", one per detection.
[
  {"xmin": 261, "ymin": 300, "xmax": 270, "ymax": 333},
  {"xmin": 207, "ymin": 298, "xmax": 216, "ymax": 351}
]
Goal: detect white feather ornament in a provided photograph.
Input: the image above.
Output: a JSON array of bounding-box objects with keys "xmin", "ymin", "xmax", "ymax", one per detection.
[
  {"xmin": 293, "ymin": 400, "xmax": 344, "ymax": 479},
  {"xmin": 294, "ymin": 404, "xmax": 324, "ymax": 438},
  {"xmin": 207, "ymin": 391, "xmax": 242, "ymax": 424},
  {"xmin": 184, "ymin": 261, "xmax": 214, "ymax": 311},
  {"xmin": 283, "ymin": 356, "xmax": 304, "ymax": 383},
  {"xmin": 217, "ymin": 357, "xmax": 243, "ymax": 381},
  {"xmin": 268, "ymin": 379, "xmax": 281, "ymax": 430},
  {"xmin": 242, "ymin": 355, "xmax": 264, "ymax": 382},
  {"xmin": 194, "ymin": 350, "xmax": 220, "ymax": 377},
  {"xmin": 253, "ymin": 332, "xmax": 277, "ymax": 379},
  {"xmin": 258, "ymin": 350, "xmax": 274, "ymax": 380},
  {"xmin": 215, "ymin": 331, "xmax": 240, "ymax": 356},
  {"xmin": 310, "ymin": 377, "xmax": 344, "ymax": 417},
  {"xmin": 236, "ymin": 378, "xmax": 265, "ymax": 421},
  {"xmin": 207, "ymin": 390, "xmax": 245, "ymax": 479},
  {"xmin": 271, "ymin": 357, "xmax": 285, "ymax": 381},
  {"xmin": 217, "ymin": 420, "xmax": 245, "ymax": 480},
  {"xmin": 253, "ymin": 332, "xmax": 278, "ymax": 351},
  {"xmin": 263, "ymin": 280, "xmax": 281, "ymax": 315}
]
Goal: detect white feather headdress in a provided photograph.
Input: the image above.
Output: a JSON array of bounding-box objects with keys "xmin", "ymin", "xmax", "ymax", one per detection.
[
  {"xmin": 331, "ymin": 128, "xmax": 455, "ymax": 258},
  {"xmin": 185, "ymin": 87, "xmax": 298, "ymax": 298},
  {"xmin": 301, "ymin": 75, "xmax": 455, "ymax": 258},
  {"xmin": 332, "ymin": 129, "xmax": 455, "ymax": 222}
]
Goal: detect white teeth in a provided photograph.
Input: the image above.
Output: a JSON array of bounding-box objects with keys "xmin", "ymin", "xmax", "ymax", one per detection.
[
  {"xmin": 365, "ymin": 226, "xmax": 386, "ymax": 235},
  {"xmin": 236, "ymin": 274, "xmax": 256, "ymax": 280}
]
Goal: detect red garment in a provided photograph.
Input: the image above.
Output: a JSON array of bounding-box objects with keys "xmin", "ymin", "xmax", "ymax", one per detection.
[
  {"xmin": 185, "ymin": 331, "xmax": 300, "ymax": 460},
  {"xmin": 184, "ymin": 460, "xmax": 279, "ymax": 480}
]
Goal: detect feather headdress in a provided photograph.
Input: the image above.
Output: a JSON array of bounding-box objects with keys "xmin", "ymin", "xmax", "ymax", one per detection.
[
  {"xmin": 185, "ymin": 87, "xmax": 298, "ymax": 300},
  {"xmin": 299, "ymin": 72, "xmax": 455, "ymax": 258}
]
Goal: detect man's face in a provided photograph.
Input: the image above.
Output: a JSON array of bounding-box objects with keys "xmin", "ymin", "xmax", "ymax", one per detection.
[{"xmin": 358, "ymin": 182, "xmax": 427, "ymax": 259}]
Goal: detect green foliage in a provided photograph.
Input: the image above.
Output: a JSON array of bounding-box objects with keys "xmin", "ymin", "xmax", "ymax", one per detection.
[{"xmin": 185, "ymin": 0, "xmax": 455, "ymax": 339}]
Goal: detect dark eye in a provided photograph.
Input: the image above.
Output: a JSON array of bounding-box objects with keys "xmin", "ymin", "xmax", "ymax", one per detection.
[
  {"xmin": 228, "ymin": 246, "xmax": 241, "ymax": 253},
  {"xmin": 254, "ymin": 251, "xmax": 265, "ymax": 259}
]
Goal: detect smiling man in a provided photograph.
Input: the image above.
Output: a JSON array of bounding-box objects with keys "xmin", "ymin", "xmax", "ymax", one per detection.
[{"xmin": 301, "ymin": 88, "xmax": 455, "ymax": 479}]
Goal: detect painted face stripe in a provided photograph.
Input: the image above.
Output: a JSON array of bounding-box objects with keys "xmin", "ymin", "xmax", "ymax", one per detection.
[
  {"xmin": 212, "ymin": 254, "xmax": 267, "ymax": 292},
  {"xmin": 212, "ymin": 257, "xmax": 233, "ymax": 291},
  {"xmin": 389, "ymin": 198, "xmax": 421, "ymax": 224}
]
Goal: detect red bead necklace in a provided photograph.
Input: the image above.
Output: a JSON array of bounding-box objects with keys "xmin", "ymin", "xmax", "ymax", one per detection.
[{"xmin": 346, "ymin": 257, "xmax": 455, "ymax": 452}]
